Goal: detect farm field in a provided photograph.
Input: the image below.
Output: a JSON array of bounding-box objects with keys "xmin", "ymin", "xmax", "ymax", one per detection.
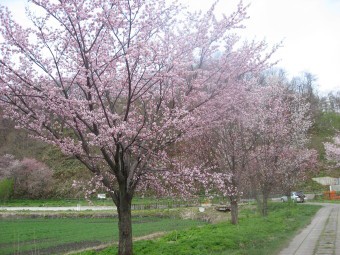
[
  {"xmin": 76, "ymin": 203, "xmax": 321, "ymax": 255},
  {"xmin": 0, "ymin": 216, "xmax": 207, "ymax": 255}
]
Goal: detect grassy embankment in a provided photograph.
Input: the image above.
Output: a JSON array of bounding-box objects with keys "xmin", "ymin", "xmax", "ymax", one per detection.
[{"xmin": 76, "ymin": 203, "xmax": 320, "ymax": 255}]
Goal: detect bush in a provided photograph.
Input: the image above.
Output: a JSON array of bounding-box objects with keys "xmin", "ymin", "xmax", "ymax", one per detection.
[{"xmin": 0, "ymin": 178, "xmax": 14, "ymax": 202}]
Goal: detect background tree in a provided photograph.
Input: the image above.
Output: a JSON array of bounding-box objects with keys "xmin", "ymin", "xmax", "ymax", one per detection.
[
  {"xmin": 248, "ymin": 78, "xmax": 314, "ymax": 216},
  {"xmin": 192, "ymin": 74, "xmax": 314, "ymax": 217},
  {"xmin": 209, "ymin": 117, "xmax": 256, "ymax": 225},
  {"xmin": 321, "ymin": 92, "xmax": 340, "ymax": 113},
  {"xmin": 201, "ymin": 87, "xmax": 258, "ymax": 225},
  {"xmin": 176, "ymin": 72, "xmax": 317, "ymax": 220},
  {"xmin": 324, "ymin": 134, "xmax": 340, "ymax": 166},
  {"xmin": 278, "ymin": 147, "xmax": 318, "ymax": 198},
  {"xmin": 0, "ymin": 0, "xmax": 276, "ymax": 254}
]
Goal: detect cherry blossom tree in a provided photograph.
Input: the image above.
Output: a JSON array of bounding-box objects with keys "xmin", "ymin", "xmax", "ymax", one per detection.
[
  {"xmin": 248, "ymin": 78, "xmax": 315, "ymax": 216},
  {"xmin": 198, "ymin": 87, "xmax": 258, "ymax": 225},
  {"xmin": 208, "ymin": 119, "xmax": 255, "ymax": 224},
  {"xmin": 0, "ymin": 154, "xmax": 54, "ymax": 198},
  {"xmin": 324, "ymin": 134, "xmax": 340, "ymax": 166},
  {"xmin": 278, "ymin": 147, "xmax": 318, "ymax": 197},
  {"xmin": 0, "ymin": 0, "xmax": 276, "ymax": 253},
  {"xmin": 187, "ymin": 75, "xmax": 315, "ymax": 219}
]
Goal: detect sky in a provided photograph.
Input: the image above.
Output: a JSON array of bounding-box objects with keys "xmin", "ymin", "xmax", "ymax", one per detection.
[
  {"xmin": 185, "ymin": 0, "xmax": 340, "ymax": 94},
  {"xmin": 0, "ymin": 0, "xmax": 339, "ymax": 94}
]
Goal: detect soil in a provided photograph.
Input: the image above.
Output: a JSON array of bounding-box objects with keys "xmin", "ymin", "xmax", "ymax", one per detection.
[
  {"xmin": 64, "ymin": 232, "xmax": 167, "ymax": 255},
  {"xmin": 22, "ymin": 241, "xmax": 104, "ymax": 255}
]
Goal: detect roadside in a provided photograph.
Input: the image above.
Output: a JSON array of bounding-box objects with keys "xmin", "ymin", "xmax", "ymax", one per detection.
[{"xmin": 278, "ymin": 202, "xmax": 340, "ymax": 255}]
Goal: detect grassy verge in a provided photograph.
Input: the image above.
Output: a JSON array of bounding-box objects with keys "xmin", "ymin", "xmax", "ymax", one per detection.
[
  {"xmin": 0, "ymin": 197, "xmax": 201, "ymax": 207},
  {"xmin": 308, "ymin": 199, "xmax": 340, "ymax": 204},
  {"xmin": 0, "ymin": 215, "xmax": 207, "ymax": 255},
  {"xmin": 76, "ymin": 203, "xmax": 321, "ymax": 255},
  {"xmin": 0, "ymin": 198, "xmax": 109, "ymax": 207}
]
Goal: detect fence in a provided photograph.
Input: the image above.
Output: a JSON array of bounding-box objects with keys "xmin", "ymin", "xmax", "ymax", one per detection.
[{"xmin": 130, "ymin": 199, "xmax": 199, "ymax": 210}]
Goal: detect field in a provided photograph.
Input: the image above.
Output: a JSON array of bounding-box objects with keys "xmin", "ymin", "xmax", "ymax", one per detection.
[
  {"xmin": 0, "ymin": 216, "xmax": 207, "ymax": 255},
  {"xmin": 77, "ymin": 203, "xmax": 321, "ymax": 255},
  {"xmin": 0, "ymin": 202, "xmax": 322, "ymax": 255}
]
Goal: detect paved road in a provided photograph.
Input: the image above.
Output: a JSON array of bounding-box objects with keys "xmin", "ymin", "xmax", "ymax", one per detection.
[
  {"xmin": 278, "ymin": 203, "xmax": 340, "ymax": 255},
  {"xmin": 0, "ymin": 206, "xmax": 116, "ymax": 211}
]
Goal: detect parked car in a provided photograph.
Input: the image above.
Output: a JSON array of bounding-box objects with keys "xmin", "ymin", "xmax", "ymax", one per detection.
[{"xmin": 281, "ymin": 191, "xmax": 306, "ymax": 203}]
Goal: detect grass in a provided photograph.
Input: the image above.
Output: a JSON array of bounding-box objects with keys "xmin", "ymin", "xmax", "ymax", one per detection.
[
  {"xmin": 0, "ymin": 196, "xmax": 202, "ymax": 207},
  {"xmin": 77, "ymin": 203, "xmax": 321, "ymax": 255},
  {"xmin": 0, "ymin": 198, "xmax": 111, "ymax": 207},
  {"xmin": 309, "ymin": 199, "xmax": 340, "ymax": 204},
  {"xmin": 0, "ymin": 200, "xmax": 323, "ymax": 255},
  {"xmin": 0, "ymin": 216, "xmax": 207, "ymax": 255}
]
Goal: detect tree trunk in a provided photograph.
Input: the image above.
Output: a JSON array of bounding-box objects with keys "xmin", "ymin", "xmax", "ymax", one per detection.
[
  {"xmin": 230, "ymin": 200, "xmax": 238, "ymax": 225},
  {"xmin": 116, "ymin": 190, "xmax": 133, "ymax": 255},
  {"xmin": 261, "ymin": 192, "xmax": 268, "ymax": 216},
  {"xmin": 285, "ymin": 190, "xmax": 292, "ymax": 202},
  {"xmin": 256, "ymin": 193, "xmax": 269, "ymax": 216}
]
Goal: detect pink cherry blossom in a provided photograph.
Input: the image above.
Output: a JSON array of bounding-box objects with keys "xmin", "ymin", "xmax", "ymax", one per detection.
[{"xmin": 325, "ymin": 135, "xmax": 340, "ymax": 166}]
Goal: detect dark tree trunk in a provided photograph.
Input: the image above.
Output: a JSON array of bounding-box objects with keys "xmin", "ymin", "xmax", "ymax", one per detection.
[
  {"xmin": 261, "ymin": 192, "xmax": 268, "ymax": 216},
  {"xmin": 256, "ymin": 192, "xmax": 269, "ymax": 217},
  {"xmin": 116, "ymin": 190, "xmax": 133, "ymax": 255},
  {"xmin": 285, "ymin": 190, "xmax": 292, "ymax": 202},
  {"xmin": 230, "ymin": 200, "xmax": 238, "ymax": 225}
]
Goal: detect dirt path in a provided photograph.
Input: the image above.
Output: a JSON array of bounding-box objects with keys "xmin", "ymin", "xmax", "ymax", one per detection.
[
  {"xmin": 64, "ymin": 232, "xmax": 166, "ymax": 255},
  {"xmin": 278, "ymin": 203, "xmax": 340, "ymax": 255}
]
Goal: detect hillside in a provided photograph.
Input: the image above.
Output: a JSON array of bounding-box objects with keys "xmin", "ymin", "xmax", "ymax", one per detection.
[
  {"xmin": 310, "ymin": 111, "xmax": 340, "ymax": 177},
  {"xmin": 0, "ymin": 107, "xmax": 339, "ymax": 198},
  {"xmin": 0, "ymin": 111, "xmax": 91, "ymax": 198}
]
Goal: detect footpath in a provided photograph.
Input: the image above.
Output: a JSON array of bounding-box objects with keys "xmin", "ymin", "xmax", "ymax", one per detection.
[{"xmin": 278, "ymin": 203, "xmax": 340, "ymax": 255}]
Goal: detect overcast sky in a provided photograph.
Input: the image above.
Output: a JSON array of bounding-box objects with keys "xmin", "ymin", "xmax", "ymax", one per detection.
[
  {"xmin": 186, "ymin": 0, "xmax": 340, "ymax": 94},
  {"xmin": 1, "ymin": 0, "xmax": 339, "ymax": 94}
]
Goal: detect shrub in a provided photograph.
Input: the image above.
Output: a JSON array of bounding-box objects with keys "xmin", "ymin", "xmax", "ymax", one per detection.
[{"xmin": 0, "ymin": 178, "xmax": 14, "ymax": 201}]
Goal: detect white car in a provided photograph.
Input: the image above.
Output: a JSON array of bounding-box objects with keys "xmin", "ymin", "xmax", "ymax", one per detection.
[{"xmin": 281, "ymin": 192, "xmax": 305, "ymax": 203}]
